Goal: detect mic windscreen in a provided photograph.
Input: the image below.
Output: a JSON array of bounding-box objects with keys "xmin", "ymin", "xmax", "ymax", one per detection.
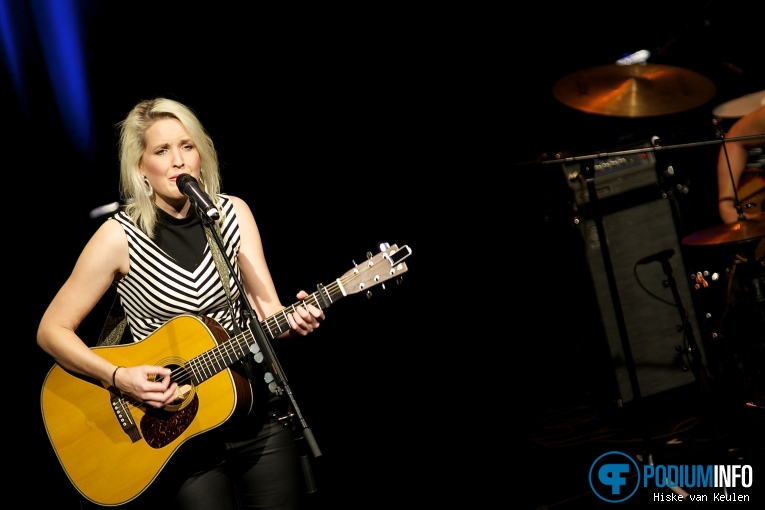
[{"xmin": 176, "ymin": 173, "xmax": 196, "ymax": 192}]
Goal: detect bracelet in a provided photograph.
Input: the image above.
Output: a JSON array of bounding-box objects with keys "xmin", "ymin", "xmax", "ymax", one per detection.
[{"xmin": 112, "ymin": 366, "xmax": 124, "ymax": 389}]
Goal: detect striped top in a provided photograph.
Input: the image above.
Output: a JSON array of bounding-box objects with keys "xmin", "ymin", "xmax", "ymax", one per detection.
[{"xmin": 112, "ymin": 195, "xmax": 244, "ymax": 341}]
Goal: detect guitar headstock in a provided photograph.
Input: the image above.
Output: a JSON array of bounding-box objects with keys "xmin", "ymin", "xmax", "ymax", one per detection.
[{"xmin": 339, "ymin": 243, "xmax": 412, "ymax": 297}]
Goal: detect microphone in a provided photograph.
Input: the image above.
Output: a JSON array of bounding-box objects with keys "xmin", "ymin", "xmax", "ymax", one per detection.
[
  {"xmin": 176, "ymin": 174, "xmax": 220, "ymax": 220},
  {"xmin": 636, "ymin": 248, "xmax": 675, "ymax": 266}
]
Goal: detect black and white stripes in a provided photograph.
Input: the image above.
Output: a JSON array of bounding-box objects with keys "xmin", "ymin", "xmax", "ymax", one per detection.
[{"xmin": 113, "ymin": 195, "xmax": 243, "ymax": 341}]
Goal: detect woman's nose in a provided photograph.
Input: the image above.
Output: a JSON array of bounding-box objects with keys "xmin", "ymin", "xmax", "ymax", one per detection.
[{"xmin": 171, "ymin": 149, "xmax": 184, "ymax": 167}]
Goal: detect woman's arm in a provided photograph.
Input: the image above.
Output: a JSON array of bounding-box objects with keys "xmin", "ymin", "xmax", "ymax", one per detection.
[{"xmin": 229, "ymin": 195, "xmax": 324, "ymax": 337}]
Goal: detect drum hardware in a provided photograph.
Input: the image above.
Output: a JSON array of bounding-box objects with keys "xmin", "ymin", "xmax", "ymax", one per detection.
[
  {"xmin": 681, "ymin": 213, "xmax": 765, "ymax": 246},
  {"xmin": 713, "ymin": 117, "xmax": 765, "ymax": 224},
  {"xmin": 522, "ymin": 97, "xmax": 764, "ymax": 485},
  {"xmin": 552, "ymin": 63, "xmax": 716, "ymax": 118},
  {"xmin": 537, "ymin": 135, "xmax": 764, "ymax": 167},
  {"xmin": 541, "ymin": 136, "xmax": 763, "ymax": 409},
  {"xmin": 532, "ymin": 81, "xmax": 765, "ymax": 406},
  {"xmin": 657, "ymin": 258, "xmax": 712, "ymax": 396},
  {"xmin": 682, "ymin": 240, "xmax": 765, "ymax": 410},
  {"xmin": 692, "ymin": 270, "xmax": 717, "ymax": 290},
  {"xmin": 712, "ymin": 89, "xmax": 765, "ymax": 119}
]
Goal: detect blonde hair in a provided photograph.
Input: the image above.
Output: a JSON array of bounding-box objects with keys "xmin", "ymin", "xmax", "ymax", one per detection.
[{"xmin": 116, "ymin": 97, "xmax": 222, "ymax": 237}]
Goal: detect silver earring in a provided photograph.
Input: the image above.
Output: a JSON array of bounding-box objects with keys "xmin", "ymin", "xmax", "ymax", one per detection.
[{"xmin": 143, "ymin": 177, "xmax": 154, "ymax": 197}]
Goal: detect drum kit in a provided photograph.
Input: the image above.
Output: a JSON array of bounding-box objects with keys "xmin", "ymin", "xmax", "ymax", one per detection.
[
  {"xmin": 681, "ymin": 213, "xmax": 764, "ymax": 247},
  {"xmin": 551, "ymin": 63, "xmax": 765, "ymax": 404},
  {"xmin": 552, "ymin": 61, "xmax": 764, "ymax": 260},
  {"xmin": 552, "ymin": 63, "xmax": 764, "ymax": 245}
]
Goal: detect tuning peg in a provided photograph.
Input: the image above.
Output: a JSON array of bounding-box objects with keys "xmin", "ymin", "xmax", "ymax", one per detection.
[
  {"xmin": 379, "ymin": 242, "xmax": 390, "ymax": 252},
  {"xmin": 366, "ymin": 290, "xmax": 373, "ymax": 300}
]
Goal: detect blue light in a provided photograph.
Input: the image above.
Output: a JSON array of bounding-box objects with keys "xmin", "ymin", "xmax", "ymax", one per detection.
[
  {"xmin": 30, "ymin": 0, "xmax": 93, "ymax": 156},
  {"xmin": 0, "ymin": 0, "xmax": 33, "ymax": 118}
]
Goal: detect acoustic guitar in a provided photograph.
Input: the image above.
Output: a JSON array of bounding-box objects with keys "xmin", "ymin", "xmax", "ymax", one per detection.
[{"xmin": 40, "ymin": 244, "xmax": 411, "ymax": 506}]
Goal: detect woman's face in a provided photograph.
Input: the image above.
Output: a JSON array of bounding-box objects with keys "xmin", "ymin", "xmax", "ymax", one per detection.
[{"xmin": 140, "ymin": 117, "xmax": 201, "ymax": 214}]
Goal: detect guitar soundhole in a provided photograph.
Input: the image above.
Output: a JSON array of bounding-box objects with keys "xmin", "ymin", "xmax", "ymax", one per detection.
[{"xmin": 142, "ymin": 395, "xmax": 199, "ymax": 449}]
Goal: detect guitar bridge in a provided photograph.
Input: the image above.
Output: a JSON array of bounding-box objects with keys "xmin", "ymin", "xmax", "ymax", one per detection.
[{"xmin": 110, "ymin": 391, "xmax": 141, "ymax": 443}]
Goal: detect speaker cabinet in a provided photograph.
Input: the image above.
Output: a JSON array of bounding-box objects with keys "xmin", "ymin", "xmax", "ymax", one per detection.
[{"xmin": 584, "ymin": 192, "xmax": 704, "ymax": 403}]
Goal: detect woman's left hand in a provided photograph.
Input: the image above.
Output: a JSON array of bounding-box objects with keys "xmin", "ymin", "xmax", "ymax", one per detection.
[{"xmin": 288, "ymin": 290, "xmax": 325, "ymax": 335}]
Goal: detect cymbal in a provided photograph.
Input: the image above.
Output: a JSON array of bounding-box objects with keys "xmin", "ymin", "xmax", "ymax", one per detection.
[
  {"xmin": 712, "ymin": 89, "xmax": 765, "ymax": 118},
  {"xmin": 553, "ymin": 64, "xmax": 717, "ymax": 117},
  {"xmin": 682, "ymin": 213, "xmax": 765, "ymax": 246}
]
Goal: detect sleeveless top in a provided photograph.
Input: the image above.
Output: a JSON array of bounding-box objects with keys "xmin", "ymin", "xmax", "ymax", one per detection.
[{"xmin": 111, "ymin": 194, "xmax": 244, "ymax": 341}]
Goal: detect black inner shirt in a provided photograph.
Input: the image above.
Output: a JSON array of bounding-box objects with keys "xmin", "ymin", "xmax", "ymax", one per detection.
[{"xmin": 153, "ymin": 207, "xmax": 208, "ymax": 272}]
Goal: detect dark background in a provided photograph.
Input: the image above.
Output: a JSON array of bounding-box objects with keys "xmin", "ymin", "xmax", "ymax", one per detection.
[{"xmin": 5, "ymin": 1, "xmax": 763, "ymax": 508}]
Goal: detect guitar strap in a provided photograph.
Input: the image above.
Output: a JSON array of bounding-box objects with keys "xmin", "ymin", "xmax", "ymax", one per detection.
[
  {"xmin": 203, "ymin": 220, "xmax": 255, "ymax": 381},
  {"xmin": 203, "ymin": 221, "xmax": 234, "ymax": 310},
  {"xmin": 96, "ymin": 291, "xmax": 126, "ymax": 347}
]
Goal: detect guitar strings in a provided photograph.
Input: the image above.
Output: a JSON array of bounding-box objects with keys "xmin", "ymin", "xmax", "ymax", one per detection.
[
  {"xmin": 117, "ymin": 255, "xmax": 390, "ymax": 413},
  {"xmin": 117, "ymin": 280, "xmax": 344, "ymax": 412}
]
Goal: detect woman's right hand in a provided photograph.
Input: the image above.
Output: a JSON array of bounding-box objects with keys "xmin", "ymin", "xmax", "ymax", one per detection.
[{"xmin": 114, "ymin": 365, "xmax": 179, "ymax": 408}]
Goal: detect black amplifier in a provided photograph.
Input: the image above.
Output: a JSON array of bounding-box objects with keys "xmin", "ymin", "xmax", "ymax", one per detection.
[{"xmin": 563, "ymin": 142, "xmax": 657, "ymax": 205}]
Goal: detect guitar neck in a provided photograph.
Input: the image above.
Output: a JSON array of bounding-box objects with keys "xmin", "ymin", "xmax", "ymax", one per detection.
[
  {"xmin": 259, "ymin": 280, "xmax": 344, "ymax": 340},
  {"xmin": 189, "ymin": 243, "xmax": 410, "ymax": 386},
  {"xmin": 189, "ymin": 279, "xmax": 345, "ymax": 386}
]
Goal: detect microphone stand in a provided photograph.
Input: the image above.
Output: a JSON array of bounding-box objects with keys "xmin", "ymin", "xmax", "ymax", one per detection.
[
  {"xmin": 658, "ymin": 257, "xmax": 713, "ymax": 399},
  {"xmin": 515, "ymin": 133, "xmax": 765, "ymax": 169},
  {"xmin": 714, "ymin": 120, "xmax": 747, "ymax": 221},
  {"xmin": 656, "ymin": 253, "xmax": 730, "ymax": 497},
  {"xmin": 200, "ymin": 212, "xmax": 321, "ymax": 492}
]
